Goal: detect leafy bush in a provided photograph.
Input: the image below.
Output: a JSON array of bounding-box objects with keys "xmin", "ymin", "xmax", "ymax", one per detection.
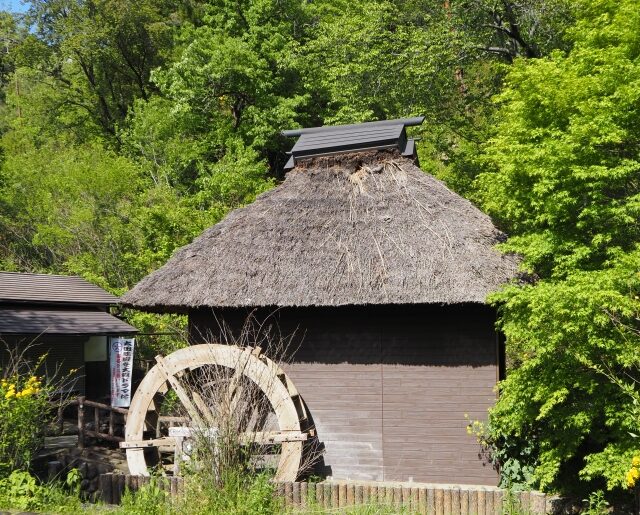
[
  {"xmin": 0, "ymin": 373, "xmax": 50, "ymax": 476},
  {"xmin": 120, "ymin": 477, "xmax": 169, "ymax": 515},
  {"xmin": 0, "ymin": 469, "xmax": 82, "ymax": 513}
]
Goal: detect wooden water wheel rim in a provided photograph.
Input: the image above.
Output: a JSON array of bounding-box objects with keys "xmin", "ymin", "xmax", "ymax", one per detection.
[{"xmin": 123, "ymin": 344, "xmax": 305, "ymax": 481}]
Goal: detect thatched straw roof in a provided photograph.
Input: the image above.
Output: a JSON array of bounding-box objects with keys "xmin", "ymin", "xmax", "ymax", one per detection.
[{"xmin": 123, "ymin": 150, "xmax": 520, "ymax": 310}]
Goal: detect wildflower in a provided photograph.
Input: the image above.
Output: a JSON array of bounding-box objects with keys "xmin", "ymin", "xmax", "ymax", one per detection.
[
  {"xmin": 627, "ymin": 467, "xmax": 640, "ymax": 488},
  {"xmin": 5, "ymin": 390, "xmax": 15, "ymax": 399},
  {"xmin": 633, "ymin": 456, "xmax": 640, "ymax": 468}
]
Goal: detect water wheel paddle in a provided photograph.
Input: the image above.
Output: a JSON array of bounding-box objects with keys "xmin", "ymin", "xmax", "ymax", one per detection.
[{"xmin": 121, "ymin": 344, "xmax": 308, "ymax": 481}]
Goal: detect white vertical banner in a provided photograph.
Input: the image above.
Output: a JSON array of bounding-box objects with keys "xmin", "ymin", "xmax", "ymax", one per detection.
[{"xmin": 110, "ymin": 336, "xmax": 135, "ymax": 408}]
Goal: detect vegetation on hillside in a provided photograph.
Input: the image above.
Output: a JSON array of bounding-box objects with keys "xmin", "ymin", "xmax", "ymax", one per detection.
[{"xmin": 0, "ymin": 0, "xmax": 637, "ymax": 502}]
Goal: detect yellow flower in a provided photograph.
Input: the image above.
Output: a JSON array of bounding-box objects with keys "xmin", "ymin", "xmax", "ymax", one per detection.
[
  {"xmin": 627, "ymin": 467, "xmax": 640, "ymax": 488},
  {"xmin": 632, "ymin": 456, "xmax": 640, "ymax": 468},
  {"xmin": 5, "ymin": 390, "xmax": 15, "ymax": 399}
]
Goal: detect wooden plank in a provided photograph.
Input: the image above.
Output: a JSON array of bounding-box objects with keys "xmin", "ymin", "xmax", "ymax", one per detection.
[
  {"xmin": 300, "ymin": 482, "xmax": 308, "ymax": 508},
  {"xmin": 43, "ymin": 435, "xmax": 78, "ymax": 449},
  {"xmin": 119, "ymin": 437, "xmax": 176, "ymax": 449}
]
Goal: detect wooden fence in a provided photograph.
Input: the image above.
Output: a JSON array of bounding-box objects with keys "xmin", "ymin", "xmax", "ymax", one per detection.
[
  {"xmin": 98, "ymin": 474, "xmax": 554, "ymax": 513},
  {"xmin": 70, "ymin": 397, "xmax": 128, "ymax": 448}
]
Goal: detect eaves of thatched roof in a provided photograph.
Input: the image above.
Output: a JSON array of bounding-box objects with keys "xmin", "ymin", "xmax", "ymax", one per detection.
[{"xmin": 122, "ymin": 150, "xmax": 520, "ymax": 311}]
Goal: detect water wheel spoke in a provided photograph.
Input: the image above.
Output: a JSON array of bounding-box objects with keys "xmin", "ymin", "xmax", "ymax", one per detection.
[
  {"xmin": 154, "ymin": 354, "xmax": 206, "ymax": 427},
  {"xmin": 124, "ymin": 344, "xmax": 307, "ymax": 480}
]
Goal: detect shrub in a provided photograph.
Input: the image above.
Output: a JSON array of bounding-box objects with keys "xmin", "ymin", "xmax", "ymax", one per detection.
[
  {"xmin": 0, "ymin": 373, "xmax": 50, "ymax": 476},
  {"xmin": 0, "ymin": 469, "xmax": 82, "ymax": 513}
]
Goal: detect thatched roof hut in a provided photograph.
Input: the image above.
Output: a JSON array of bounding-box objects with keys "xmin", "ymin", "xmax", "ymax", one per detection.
[
  {"xmin": 123, "ymin": 119, "xmax": 520, "ymax": 486},
  {"xmin": 123, "ymin": 150, "xmax": 518, "ymax": 310}
]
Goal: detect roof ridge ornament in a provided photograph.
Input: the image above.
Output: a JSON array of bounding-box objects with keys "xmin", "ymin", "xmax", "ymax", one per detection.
[{"xmin": 282, "ymin": 117, "xmax": 424, "ymax": 171}]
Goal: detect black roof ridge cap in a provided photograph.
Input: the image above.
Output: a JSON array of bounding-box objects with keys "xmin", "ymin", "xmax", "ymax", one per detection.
[{"xmin": 282, "ymin": 116, "xmax": 424, "ymax": 138}]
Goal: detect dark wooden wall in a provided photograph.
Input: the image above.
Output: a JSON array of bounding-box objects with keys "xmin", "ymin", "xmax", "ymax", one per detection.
[
  {"xmin": 0, "ymin": 334, "xmax": 86, "ymax": 394},
  {"xmin": 189, "ymin": 304, "xmax": 500, "ymax": 485}
]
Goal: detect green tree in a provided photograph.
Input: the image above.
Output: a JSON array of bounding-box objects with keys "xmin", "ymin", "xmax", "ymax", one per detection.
[{"xmin": 475, "ymin": 0, "xmax": 640, "ymax": 493}]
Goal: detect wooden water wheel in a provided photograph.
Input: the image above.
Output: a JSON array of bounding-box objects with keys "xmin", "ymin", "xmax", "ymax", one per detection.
[{"xmin": 120, "ymin": 344, "xmax": 310, "ymax": 481}]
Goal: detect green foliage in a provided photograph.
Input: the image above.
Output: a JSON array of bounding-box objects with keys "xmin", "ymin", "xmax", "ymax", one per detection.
[
  {"xmin": 116, "ymin": 471, "xmax": 281, "ymax": 515},
  {"xmin": 582, "ymin": 490, "xmax": 609, "ymax": 515},
  {"xmin": 0, "ymin": 372, "xmax": 49, "ymax": 476},
  {"xmin": 120, "ymin": 477, "xmax": 169, "ymax": 515},
  {"xmin": 476, "ymin": 0, "xmax": 640, "ymax": 494},
  {"xmin": 0, "ymin": 0, "xmax": 631, "ymax": 499},
  {"xmin": 477, "ymin": 0, "xmax": 640, "ymax": 277},
  {"xmin": 0, "ymin": 470, "xmax": 82, "ymax": 513}
]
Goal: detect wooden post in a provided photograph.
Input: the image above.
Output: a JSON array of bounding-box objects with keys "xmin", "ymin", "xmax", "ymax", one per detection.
[
  {"xmin": 57, "ymin": 403, "xmax": 64, "ymax": 434},
  {"xmin": 330, "ymin": 482, "xmax": 338, "ymax": 508},
  {"xmin": 418, "ymin": 487, "xmax": 427, "ymax": 515},
  {"xmin": 531, "ymin": 492, "xmax": 546, "ymax": 514},
  {"xmin": 315, "ymin": 482, "xmax": 323, "ymax": 507},
  {"xmin": 470, "ymin": 489, "xmax": 479, "ymax": 514},
  {"xmin": 451, "ymin": 487, "xmax": 460, "ymax": 515},
  {"xmin": 485, "ymin": 489, "xmax": 494, "ymax": 514},
  {"xmin": 443, "ymin": 487, "xmax": 452, "ymax": 514},
  {"xmin": 436, "ymin": 488, "xmax": 444, "ymax": 515},
  {"xmin": 402, "ymin": 486, "xmax": 411, "ymax": 510},
  {"xmin": 77, "ymin": 396, "xmax": 85, "ymax": 449},
  {"xmin": 346, "ymin": 483, "xmax": 355, "ymax": 506},
  {"xmin": 460, "ymin": 489, "xmax": 470, "ymax": 514},
  {"xmin": 109, "ymin": 409, "xmax": 115, "ymax": 437},
  {"xmin": 94, "ymin": 405, "xmax": 100, "ymax": 434},
  {"xmin": 339, "ymin": 482, "xmax": 347, "ymax": 507},
  {"xmin": 99, "ymin": 474, "xmax": 113, "ymax": 504},
  {"xmin": 355, "ymin": 484, "xmax": 363, "ymax": 505},
  {"xmin": 362, "ymin": 484, "xmax": 370, "ymax": 504},
  {"xmin": 284, "ymin": 481, "xmax": 292, "ymax": 507},
  {"xmin": 478, "ymin": 488, "xmax": 486, "ymax": 515},
  {"xmin": 292, "ymin": 481, "xmax": 301, "ymax": 505}
]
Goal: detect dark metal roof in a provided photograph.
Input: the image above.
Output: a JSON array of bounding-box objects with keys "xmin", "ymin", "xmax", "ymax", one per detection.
[
  {"xmin": 0, "ymin": 272, "xmax": 119, "ymax": 306},
  {"xmin": 282, "ymin": 117, "xmax": 424, "ymax": 170},
  {"xmin": 0, "ymin": 308, "xmax": 137, "ymax": 335}
]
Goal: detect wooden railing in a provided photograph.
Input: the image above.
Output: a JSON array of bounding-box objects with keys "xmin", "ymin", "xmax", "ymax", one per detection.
[{"xmin": 70, "ymin": 396, "xmax": 128, "ymax": 448}]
